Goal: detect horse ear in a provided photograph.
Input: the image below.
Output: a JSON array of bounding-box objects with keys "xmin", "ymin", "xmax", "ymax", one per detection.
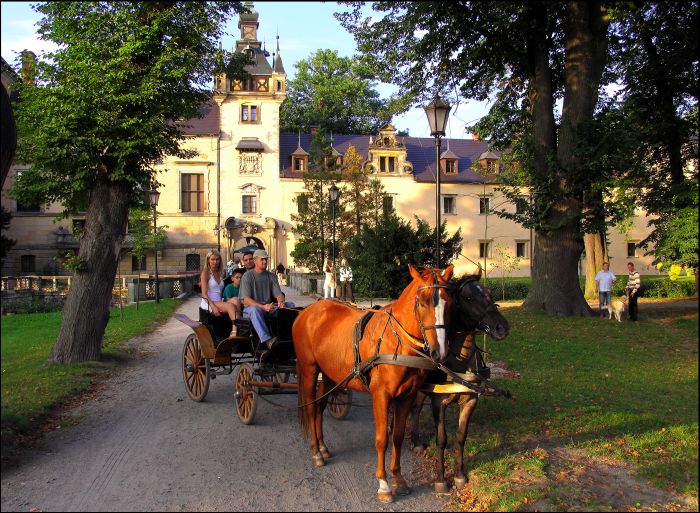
[
  {"xmin": 476, "ymin": 263, "xmax": 483, "ymax": 280},
  {"xmin": 408, "ymin": 264, "xmax": 420, "ymax": 280},
  {"xmin": 441, "ymin": 264, "xmax": 454, "ymax": 281}
]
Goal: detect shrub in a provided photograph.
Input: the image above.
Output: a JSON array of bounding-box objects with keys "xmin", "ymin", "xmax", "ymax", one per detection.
[{"xmin": 1, "ymin": 295, "xmax": 66, "ymax": 314}]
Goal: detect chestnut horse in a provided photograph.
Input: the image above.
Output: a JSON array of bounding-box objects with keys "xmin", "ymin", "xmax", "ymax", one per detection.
[
  {"xmin": 410, "ymin": 275, "xmax": 510, "ymax": 492},
  {"xmin": 293, "ymin": 264, "xmax": 454, "ymax": 503}
]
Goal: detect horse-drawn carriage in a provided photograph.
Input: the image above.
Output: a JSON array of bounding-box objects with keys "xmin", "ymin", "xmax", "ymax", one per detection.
[{"xmin": 175, "ymin": 303, "xmax": 352, "ymax": 424}]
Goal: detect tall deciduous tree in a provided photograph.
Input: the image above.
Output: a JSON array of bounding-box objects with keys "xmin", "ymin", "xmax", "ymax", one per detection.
[
  {"xmin": 279, "ymin": 49, "xmax": 399, "ymax": 134},
  {"xmin": 338, "ymin": 1, "xmax": 609, "ymax": 316},
  {"xmin": 290, "ymin": 129, "xmax": 341, "ymax": 272},
  {"xmin": 11, "ymin": 2, "xmax": 244, "ymax": 363}
]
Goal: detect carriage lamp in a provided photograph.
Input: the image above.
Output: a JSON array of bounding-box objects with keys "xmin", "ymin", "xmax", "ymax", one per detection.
[
  {"xmin": 329, "ymin": 183, "xmax": 340, "ymax": 296},
  {"xmin": 423, "ymin": 96, "xmax": 451, "ymax": 269},
  {"xmin": 149, "ymin": 187, "xmax": 161, "ymax": 304}
]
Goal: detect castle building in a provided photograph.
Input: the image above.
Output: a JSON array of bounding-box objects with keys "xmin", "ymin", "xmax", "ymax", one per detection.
[{"xmin": 0, "ymin": 5, "xmax": 659, "ymax": 280}]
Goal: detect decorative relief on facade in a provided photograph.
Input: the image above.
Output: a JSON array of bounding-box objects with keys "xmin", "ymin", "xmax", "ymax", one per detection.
[
  {"xmin": 239, "ymin": 153, "xmax": 262, "ymax": 175},
  {"xmin": 365, "ymin": 125, "xmax": 412, "ymax": 176}
]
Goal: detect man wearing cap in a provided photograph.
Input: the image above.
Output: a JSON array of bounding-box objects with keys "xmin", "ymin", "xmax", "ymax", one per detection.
[{"xmin": 239, "ymin": 249, "xmax": 295, "ymax": 351}]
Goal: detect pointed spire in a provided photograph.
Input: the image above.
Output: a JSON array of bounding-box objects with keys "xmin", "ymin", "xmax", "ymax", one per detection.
[{"xmin": 274, "ymin": 33, "xmax": 285, "ymax": 74}]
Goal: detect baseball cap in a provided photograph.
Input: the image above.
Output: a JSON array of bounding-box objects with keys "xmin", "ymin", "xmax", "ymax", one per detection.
[{"xmin": 253, "ymin": 249, "xmax": 269, "ymax": 259}]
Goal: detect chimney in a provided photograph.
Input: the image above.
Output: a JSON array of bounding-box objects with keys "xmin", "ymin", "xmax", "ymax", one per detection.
[
  {"xmin": 471, "ymin": 132, "xmax": 480, "ymax": 140},
  {"xmin": 21, "ymin": 50, "xmax": 36, "ymax": 85}
]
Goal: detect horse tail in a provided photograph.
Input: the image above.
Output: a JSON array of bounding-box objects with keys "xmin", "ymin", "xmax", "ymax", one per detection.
[{"xmin": 296, "ymin": 360, "xmax": 311, "ymax": 441}]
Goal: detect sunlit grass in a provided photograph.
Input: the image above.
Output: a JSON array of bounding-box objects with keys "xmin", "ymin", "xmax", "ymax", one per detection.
[{"xmin": 1, "ymin": 299, "xmax": 182, "ymax": 443}]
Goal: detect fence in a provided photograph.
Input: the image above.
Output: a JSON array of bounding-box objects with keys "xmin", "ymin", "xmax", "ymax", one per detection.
[{"xmin": 1, "ymin": 273, "xmax": 200, "ymax": 305}]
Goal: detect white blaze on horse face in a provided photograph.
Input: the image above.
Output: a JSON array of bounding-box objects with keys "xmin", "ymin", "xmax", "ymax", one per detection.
[{"xmin": 435, "ymin": 293, "xmax": 447, "ymax": 359}]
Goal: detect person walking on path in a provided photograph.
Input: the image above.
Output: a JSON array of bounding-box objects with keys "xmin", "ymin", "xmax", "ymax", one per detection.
[
  {"xmin": 323, "ymin": 258, "xmax": 336, "ymax": 299},
  {"xmin": 276, "ymin": 262, "xmax": 286, "ymax": 285},
  {"xmin": 239, "ymin": 249, "xmax": 295, "ymax": 350},
  {"xmin": 595, "ymin": 261, "xmax": 616, "ymax": 318},
  {"xmin": 338, "ymin": 258, "xmax": 355, "ymax": 302},
  {"xmin": 626, "ymin": 261, "xmax": 641, "ymax": 321}
]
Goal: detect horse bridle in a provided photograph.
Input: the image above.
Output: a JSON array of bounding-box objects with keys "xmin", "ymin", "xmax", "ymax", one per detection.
[
  {"xmin": 458, "ymin": 279, "xmax": 500, "ymax": 335},
  {"xmin": 414, "ymin": 272, "xmax": 449, "ymax": 354}
]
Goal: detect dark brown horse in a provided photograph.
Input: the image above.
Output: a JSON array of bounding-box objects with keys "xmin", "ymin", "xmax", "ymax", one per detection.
[
  {"xmin": 410, "ymin": 274, "xmax": 510, "ymax": 492},
  {"xmin": 293, "ymin": 264, "xmax": 454, "ymax": 503}
]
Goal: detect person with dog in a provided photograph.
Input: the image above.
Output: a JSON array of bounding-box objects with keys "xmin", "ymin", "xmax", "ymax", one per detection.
[
  {"xmin": 594, "ymin": 261, "xmax": 616, "ymax": 318},
  {"xmin": 626, "ymin": 262, "xmax": 641, "ymax": 321},
  {"xmin": 239, "ymin": 249, "xmax": 295, "ymax": 351}
]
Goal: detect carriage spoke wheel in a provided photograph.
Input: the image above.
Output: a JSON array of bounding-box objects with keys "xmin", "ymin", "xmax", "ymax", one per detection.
[
  {"xmin": 328, "ymin": 388, "xmax": 352, "ymax": 420},
  {"xmin": 182, "ymin": 334, "xmax": 210, "ymax": 402},
  {"xmin": 234, "ymin": 363, "xmax": 258, "ymax": 424}
]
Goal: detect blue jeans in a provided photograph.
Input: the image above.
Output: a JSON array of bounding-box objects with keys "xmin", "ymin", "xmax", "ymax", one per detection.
[
  {"xmin": 599, "ymin": 291, "xmax": 612, "ymax": 311},
  {"xmin": 243, "ymin": 302, "xmax": 295, "ymax": 343}
]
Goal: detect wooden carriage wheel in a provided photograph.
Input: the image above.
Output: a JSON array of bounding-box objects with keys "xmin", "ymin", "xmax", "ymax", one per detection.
[
  {"xmin": 234, "ymin": 363, "xmax": 258, "ymax": 424},
  {"xmin": 182, "ymin": 333, "xmax": 210, "ymax": 402},
  {"xmin": 327, "ymin": 388, "xmax": 352, "ymax": 420}
]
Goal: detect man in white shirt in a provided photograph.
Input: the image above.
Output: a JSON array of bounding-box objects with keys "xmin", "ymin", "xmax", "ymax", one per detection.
[{"xmin": 595, "ymin": 261, "xmax": 616, "ymax": 318}]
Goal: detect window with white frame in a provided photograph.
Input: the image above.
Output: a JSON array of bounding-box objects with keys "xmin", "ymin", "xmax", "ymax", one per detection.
[
  {"xmin": 181, "ymin": 173, "xmax": 205, "ymax": 212},
  {"xmin": 479, "ymin": 196, "xmax": 491, "ymax": 215},
  {"xmin": 479, "ymin": 241, "xmax": 492, "ymax": 259},
  {"xmin": 240, "ymin": 184, "xmax": 261, "ymax": 216},
  {"xmin": 516, "ymin": 241, "xmax": 528, "ymax": 259},
  {"xmin": 442, "ymin": 195, "xmax": 456, "ymax": 215},
  {"xmin": 241, "ymin": 104, "xmax": 259, "ymax": 123},
  {"xmin": 627, "ymin": 242, "xmax": 638, "ymax": 258}
]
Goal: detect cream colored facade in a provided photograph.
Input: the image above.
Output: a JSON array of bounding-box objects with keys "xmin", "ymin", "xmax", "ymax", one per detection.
[{"xmin": 1, "ymin": 7, "xmax": 662, "ymax": 280}]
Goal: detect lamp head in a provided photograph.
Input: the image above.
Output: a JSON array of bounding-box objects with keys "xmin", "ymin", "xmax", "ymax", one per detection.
[{"xmin": 423, "ymin": 96, "xmax": 451, "ymax": 137}]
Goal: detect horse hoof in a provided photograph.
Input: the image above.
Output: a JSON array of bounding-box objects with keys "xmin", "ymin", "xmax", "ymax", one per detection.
[
  {"xmin": 320, "ymin": 447, "xmax": 331, "ymax": 460},
  {"xmin": 391, "ymin": 482, "xmax": 411, "ymax": 496},
  {"xmin": 377, "ymin": 491, "xmax": 394, "ymax": 503},
  {"xmin": 433, "ymin": 481, "xmax": 450, "ymax": 494},
  {"xmin": 312, "ymin": 453, "xmax": 325, "ymax": 467},
  {"xmin": 453, "ymin": 476, "xmax": 468, "ymax": 489}
]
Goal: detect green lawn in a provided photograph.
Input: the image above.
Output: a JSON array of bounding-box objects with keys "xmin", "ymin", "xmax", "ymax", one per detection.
[
  {"xmin": 417, "ymin": 306, "xmax": 698, "ymax": 511},
  {"xmin": 1, "ymin": 299, "xmax": 183, "ymax": 443}
]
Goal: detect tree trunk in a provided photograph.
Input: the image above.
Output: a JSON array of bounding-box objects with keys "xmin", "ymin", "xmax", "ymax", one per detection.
[
  {"xmin": 50, "ymin": 180, "xmax": 131, "ymax": 363},
  {"xmin": 522, "ymin": 4, "xmax": 591, "ymax": 315},
  {"xmin": 583, "ymin": 231, "xmax": 605, "ymax": 299}
]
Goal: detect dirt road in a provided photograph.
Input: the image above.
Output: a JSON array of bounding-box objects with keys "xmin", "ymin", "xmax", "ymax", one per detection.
[{"xmin": 0, "ymin": 296, "xmax": 448, "ymax": 512}]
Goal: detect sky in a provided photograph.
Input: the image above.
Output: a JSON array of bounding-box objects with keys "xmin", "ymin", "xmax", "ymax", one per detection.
[{"xmin": 1, "ymin": 1, "xmax": 489, "ymax": 138}]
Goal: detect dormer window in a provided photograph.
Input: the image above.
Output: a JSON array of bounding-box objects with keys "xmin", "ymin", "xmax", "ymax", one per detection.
[
  {"xmin": 444, "ymin": 160, "xmax": 457, "ymax": 174},
  {"xmin": 291, "ymin": 141, "xmax": 309, "ymax": 172},
  {"xmin": 294, "ymin": 157, "xmax": 306, "ymax": 171},
  {"xmin": 440, "ymin": 148, "xmax": 459, "ymax": 175},
  {"xmin": 486, "ymin": 159, "xmax": 497, "ymax": 173}
]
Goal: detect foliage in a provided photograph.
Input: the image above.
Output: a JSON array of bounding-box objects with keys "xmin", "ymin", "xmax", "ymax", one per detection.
[
  {"xmin": 338, "ymin": 2, "xmax": 609, "ymax": 316},
  {"xmin": 642, "ymin": 199, "xmax": 699, "ymax": 271},
  {"xmin": 279, "ymin": 49, "xmax": 398, "ymax": 134},
  {"xmin": 428, "ymin": 307, "xmax": 698, "ymax": 509},
  {"xmin": 1, "ymin": 299, "xmax": 182, "ymax": 443},
  {"xmin": 1, "ymin": 295, "xmax": 66, "ymax": 314},
  {"xmin": 0, "ymin": 205, "xmax": 16, "ymax": 264},
  {"xmin": 10, "ymin": 1, "xmax": 245, "ymax": 216},
  {"xmin": 348, "ymin": 211, "xmax": 462, "ymax": 298},
  {"xmin": 7, "ymin": 1, "xmax": 245, "ymax": 363},
  {"xmin": 337, "ymin": 144, "xmax": 373, "ymax": 242},
  {"xmin": 490, "ymin": 243, "xmax": 523, "ymax": 301},
  {"xmin": 290, "ymin": 128, "xmax": 341, "ymax": 272}
]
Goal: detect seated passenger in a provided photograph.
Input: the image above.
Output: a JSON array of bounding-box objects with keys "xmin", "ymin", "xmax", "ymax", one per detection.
[
  {"xmin": 200, "ymin": 250, "xmax": 238, "ymax": 338},
  {"xmin": 223, "ymin": 267, "xmax": 245, "ymax": 325},
  {"xmin": 239, "ymin": 249, "xmax": 295, "ymax": 351}
]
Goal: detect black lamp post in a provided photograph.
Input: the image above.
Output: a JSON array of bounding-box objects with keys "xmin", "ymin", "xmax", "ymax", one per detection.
[
  {"xmin": 329, "ymin": 183, "xmax": 340, "ymax": 295},
  {"xmin": 149, "ymin": 188, "xmax": 161, "ymax": 303},
  {"xmin": 423, "ymin": 96, "xmax": 451, "ymax": 269}
]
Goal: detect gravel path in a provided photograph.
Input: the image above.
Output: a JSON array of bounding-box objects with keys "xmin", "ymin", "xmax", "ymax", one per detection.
[{"xmin": 1, "ymin": 294, "xmax": 448, "ymax": 512}]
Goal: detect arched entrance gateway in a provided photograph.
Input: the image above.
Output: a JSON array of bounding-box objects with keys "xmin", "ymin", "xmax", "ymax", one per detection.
[{"xmin": 223, "ymin": 217, "xmax": 285, "ymax": 269}]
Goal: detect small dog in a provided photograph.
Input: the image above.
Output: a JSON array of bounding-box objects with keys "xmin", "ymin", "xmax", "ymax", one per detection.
[{"xmin": 602, "ymin": 296, "xmax": 627, "ymax": 322}]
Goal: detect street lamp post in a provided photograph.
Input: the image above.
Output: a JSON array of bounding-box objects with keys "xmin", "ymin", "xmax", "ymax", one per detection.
[
  {"xmin": 424, "ymin": 96, "xmax": 451, "ymax": 269},
  {"xmin": 149, "ymin": 188, "xmax": 161, "ymax": 304},
  {"xmin": 329, "ymin": 183, "xmax": 339, "ymax": 296}
]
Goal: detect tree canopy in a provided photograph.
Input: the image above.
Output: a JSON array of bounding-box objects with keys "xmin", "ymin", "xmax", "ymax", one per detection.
[
  {"xmin": 10, "ymin": 1, "xmax": 245, "ymax": 363},
  {"xmin": 279, "ymin": 49, "xmax": 400, "ymax": 134}
]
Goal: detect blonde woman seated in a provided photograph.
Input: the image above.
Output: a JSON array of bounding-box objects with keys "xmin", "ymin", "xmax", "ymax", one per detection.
[{"xmin": 200, "ymin": 250, "xmax": 238, "ymax": 338}]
